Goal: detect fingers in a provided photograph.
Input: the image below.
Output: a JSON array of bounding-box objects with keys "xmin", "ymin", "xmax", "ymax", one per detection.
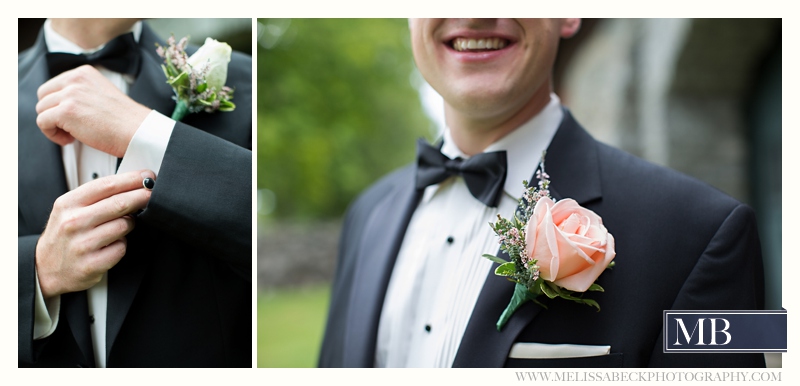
[
  {"xmin": 36, "ymin": 103, "xmax": 76, "ymax": 146},
  {"xmin": 85, "ymin": 187, "xmax": 152, "ymax": 226},
  {"xmin": 35, "ymin": 65, "xmax": 148, "ymax": 157},
  {"xmin": 84, "ymin": 216, "xmax": 136, "ymax": 252},
  {"xmin": 36, "ymin": 64, "xmax": 96, "ymax": 100},
  {"xmin": 41, "ymin": 126, "xmax": 75, "ymax": 146},
  {"xmin": 36, "ymin": 88, "xmax": 69, "ymax": 143},
  {"xmin": 89, "ymin": 237, "xmax": 128, "ymax": 274},
  {"xmin": 35, "ymin": 84, "xmax": 64, "ymax": 115},
  {"xmin": 65, "ymin": 169, "xmax": 156, "ymax": 207}
]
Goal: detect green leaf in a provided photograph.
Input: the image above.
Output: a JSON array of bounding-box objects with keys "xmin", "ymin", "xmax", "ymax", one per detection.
[
  {"xmin": 196, "ymin": 82, "xmax": 208, "ymax": 93},
  {"xmin": 513, "ymin": 214, "xmax": 524, "ymax": 228},
  {"xmin": 606, "ymin": 261, "xmax": 615, "ymax": 269},
  {"xmin": 219, "ymin": 101, "xmax": 236, "ymax": 112},
  {"xmin": 587, "ymin": 283, "xmax": 604, "ymax": 292},
  {"xmin": 482, "ymin": 254, "xmax": 508, "ymax": 265},
  {"xmin": 545, "ymin": 281, "xmax": 565, "ymax": 296},
  {"xmin": 581, "ymin": 298, "xmax": 601, "ymax": 311},
  {"xmin": 540, "ymin": 281, "xmax": 558, "ymax": 299},
  {"xmin": 169, "ymin": 71, "xmax": 190, "ymax": 88},
  {"xmin": 494, "ymin": 262, "xmax": 516, "ymax": 277}
]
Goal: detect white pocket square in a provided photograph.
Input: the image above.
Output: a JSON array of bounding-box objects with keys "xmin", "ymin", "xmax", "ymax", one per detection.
[{"xmin": 509, "ymin": 342, "xmax": 611, "ymax": 359}]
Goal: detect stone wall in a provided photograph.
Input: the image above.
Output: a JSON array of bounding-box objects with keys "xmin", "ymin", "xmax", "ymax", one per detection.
[{"xmin": 257, "ymin": 220, "xmax": 342, "ymax": 290}]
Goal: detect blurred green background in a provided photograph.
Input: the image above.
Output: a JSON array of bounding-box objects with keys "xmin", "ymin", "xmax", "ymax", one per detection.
[
  {"xmin": 257, "ymin": 18, "xmax": 435, "ymax": 220},
  {"xmin": 256, "ymin": 18, "xmax": 435, "ymax": 368}
]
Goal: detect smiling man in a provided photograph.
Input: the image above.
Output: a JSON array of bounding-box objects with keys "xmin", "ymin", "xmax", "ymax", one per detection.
[{"xmin": 318, "ymin": 18, "xmax": 765, "ymax": 368}]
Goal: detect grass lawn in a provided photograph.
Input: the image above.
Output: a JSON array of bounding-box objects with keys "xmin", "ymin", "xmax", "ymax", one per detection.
[{"xmin": 257, "ymin": 285, "xmax": 331, "ymax": 367}]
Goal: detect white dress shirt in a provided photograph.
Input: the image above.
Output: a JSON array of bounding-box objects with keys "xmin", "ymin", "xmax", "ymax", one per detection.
[
  {"xmin": 32, "ymin": 19, "xmax": 176, "ymax": 368},
  {"xmin": 375, "ymin": 94, "xmax": 564, "ymax": 367}
]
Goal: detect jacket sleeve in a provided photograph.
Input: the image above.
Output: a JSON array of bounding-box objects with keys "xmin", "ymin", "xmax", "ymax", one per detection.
[
  {"xmin": 648, "ymin": 204, "xmax": 766, "ymax": 367},
  {"xmin": 135, "ymin": 121, "xmax": 252, "ymax": 280},
  {"xmin": 19, "ymin": 234, "xmax": 54, "ymax": 365}
]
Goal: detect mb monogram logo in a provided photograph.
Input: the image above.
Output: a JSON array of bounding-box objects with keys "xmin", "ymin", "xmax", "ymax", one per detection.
[
  {"xmin": 673, "ymin": 318, "xmax": 732, "ymax": 346},
  {"xmin": 663, "ymin": 310, "xmax": 786, "ymax": 353}
]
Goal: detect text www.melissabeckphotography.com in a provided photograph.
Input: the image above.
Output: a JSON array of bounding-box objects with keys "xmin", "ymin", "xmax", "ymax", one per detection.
[{"xmin": 515, "ymin": 371, "xmax": 781, "ymax": 382}]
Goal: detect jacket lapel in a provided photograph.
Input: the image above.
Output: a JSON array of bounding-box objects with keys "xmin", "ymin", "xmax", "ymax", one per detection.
[
  {"xmin": 453, "ymin": 109, "xmax": 603, "ymax": 367},
  {"xmin": 543, "ymin": 110, "xmax": 603, "ymax": 206},
  {"xmin": 127, "ymin": 23, "xmax": 176, "ymax": 118},
  {"xmin": 105, "ymin": 23, "xmax": 175, "ymax": 361},
  {"xmin": 343, "ymin": 166, "xmax": 422, "ymax": 367}
]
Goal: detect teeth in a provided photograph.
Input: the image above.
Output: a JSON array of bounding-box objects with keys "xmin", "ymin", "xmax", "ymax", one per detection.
[{"xmin": 452, "ymin": 37, "xmax": 508, "ymax": 52}]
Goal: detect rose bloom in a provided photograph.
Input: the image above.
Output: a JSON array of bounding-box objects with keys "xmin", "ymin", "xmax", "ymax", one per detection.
[
  {"xmin": 525, "ymin": 197, "xmax": 615, "ymax": 292},
  {"xmin": 188, "ymin": 38, "xmax": 232, "ymax": 92}
]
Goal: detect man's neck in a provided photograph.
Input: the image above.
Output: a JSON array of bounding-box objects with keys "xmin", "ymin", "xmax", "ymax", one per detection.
[
  {"xmin": 446, "ymin": 83, "xmax": 553, "ymax": 156},
  {"xmin": 50, "ymin": 19, "xmax": 139, "ymax": 49}
]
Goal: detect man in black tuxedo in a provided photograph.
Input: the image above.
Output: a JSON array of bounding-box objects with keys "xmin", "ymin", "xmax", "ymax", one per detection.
[
  {"xmin": 319, "ymin": 18, "xmax": 765, "ymax": 367},
  {"xmin": 18, "ymin": 19, "xmax": 251, "ymax": 367}
]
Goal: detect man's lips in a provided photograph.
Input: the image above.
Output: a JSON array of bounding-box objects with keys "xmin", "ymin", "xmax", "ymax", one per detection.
[{"xmin": 450, "ymin": 37, "xmax": 509, "ymax": 52}]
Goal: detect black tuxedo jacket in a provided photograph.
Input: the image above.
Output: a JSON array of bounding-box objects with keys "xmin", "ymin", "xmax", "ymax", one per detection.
[
  {"xmin": 18, "ymin": 23, "xmax": 252, "ymax": 367},
  {"xmin": 319, "ymin": 110, "xmax": 765, "ymax": 368}
]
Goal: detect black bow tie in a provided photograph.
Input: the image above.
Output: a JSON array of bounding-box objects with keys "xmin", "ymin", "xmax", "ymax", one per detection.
[
  {"xmin": 415, "ymin": 138, "xmax": 508, "ymax": 207},
  {"xmin": 46, "ymin": 32, "xmax": 141, "ymax": 77}
]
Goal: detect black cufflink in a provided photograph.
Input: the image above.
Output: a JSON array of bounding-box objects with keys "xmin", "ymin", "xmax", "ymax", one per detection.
[{"xmin": 143, "ymin": 177, "xmax": 155, "ymax": 190}]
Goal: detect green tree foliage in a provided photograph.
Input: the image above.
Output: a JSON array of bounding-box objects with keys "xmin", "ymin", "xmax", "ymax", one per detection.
[{"xmin": 257, "ymin": 19, "xmax": 434, "ymax": 219}]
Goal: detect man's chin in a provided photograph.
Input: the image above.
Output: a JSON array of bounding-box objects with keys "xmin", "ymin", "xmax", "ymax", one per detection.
[{"xmin": 444, "ymin": 87, "xmax": 517, "ymax": 115}]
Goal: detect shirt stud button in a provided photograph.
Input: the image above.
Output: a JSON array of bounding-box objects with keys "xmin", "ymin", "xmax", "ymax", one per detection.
[
  {"xmin": 89, "ymin": 315, "xmax": 95, "ymax": 324},
  {"xmin": 446, "ymin": 236, "xmax": 454, "ymax": 244},
  {"xmin": 425, "ymin": 324, "xmax": 431, "ymax": 332},
  {"xmin": 92, "ymin": 172, "xmax": 99, "ymax": 179}
]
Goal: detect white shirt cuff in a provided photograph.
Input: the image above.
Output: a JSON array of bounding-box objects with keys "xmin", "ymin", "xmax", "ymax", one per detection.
[
  {"xmin": 33, "ymin": 268, "xmax": 60, "ymax": 340},
  {"xmin": 117, "ymin": 110, "xmax": 176, "ymax": 175}
]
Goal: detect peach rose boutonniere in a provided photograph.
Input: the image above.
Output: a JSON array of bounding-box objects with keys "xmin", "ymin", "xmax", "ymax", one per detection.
[{"xmin": 483, "ymin": 154, "xmax": 616, "ymax": 331}]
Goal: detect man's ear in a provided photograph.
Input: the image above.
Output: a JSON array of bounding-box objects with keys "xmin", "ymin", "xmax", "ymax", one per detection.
[{"xmin": 560, "ymin": 18, "xmax": 581, "ymax": 39}]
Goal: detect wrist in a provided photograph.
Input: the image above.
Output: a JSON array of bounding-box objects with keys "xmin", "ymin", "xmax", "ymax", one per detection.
[
  {"xmin": 115, "ymin": 103, "xmax": 151, "ymax": 158},
  {"xmin": 34, "ymin": 239, "xmax": 64, "ymax": 300}
]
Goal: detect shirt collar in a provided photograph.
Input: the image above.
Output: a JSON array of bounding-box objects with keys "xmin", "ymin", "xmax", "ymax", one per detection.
[
  {"xmin": 44, "ymin": 19, "xmax": 142, "ymax": 54},
  {"xmin": 440, "ymin": 93, "xmax": 564, "ymax": 200}
]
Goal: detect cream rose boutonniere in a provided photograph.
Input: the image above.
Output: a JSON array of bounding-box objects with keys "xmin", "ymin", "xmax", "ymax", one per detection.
[
  {"xmin": 156, "ymin": 36, "xmax": 236, "ymax": 121},
  {"xmin": 483, "ymin": 153, "xmax": 616, "ymax": 331}
]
